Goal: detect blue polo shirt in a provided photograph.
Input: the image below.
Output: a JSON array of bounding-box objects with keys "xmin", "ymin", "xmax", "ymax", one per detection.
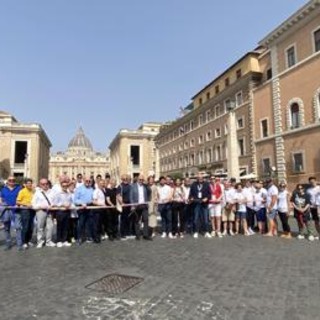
[{"xmin": 1, "ymin": 185, "xmax": 22, "ymax": 206}]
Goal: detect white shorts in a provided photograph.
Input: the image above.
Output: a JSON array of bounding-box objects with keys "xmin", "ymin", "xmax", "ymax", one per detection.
[{"xmin": 209, "ymin": 204, "xmax": 222, "ymax": 217}]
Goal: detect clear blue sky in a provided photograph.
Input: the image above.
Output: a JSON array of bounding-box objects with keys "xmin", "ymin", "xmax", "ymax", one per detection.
[{"xmin": 0, "ymin": 0, "xmax": 307, "ymax": 152}]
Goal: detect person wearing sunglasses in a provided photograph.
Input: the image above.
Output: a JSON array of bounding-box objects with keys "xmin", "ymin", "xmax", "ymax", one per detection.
[
  {"xmin": 0, "ymin": 177, "xmax": 22, "ymax": 251},
  {"xmin": 290, "ymin": 184, "xmax": 315, "ymax": 241}
]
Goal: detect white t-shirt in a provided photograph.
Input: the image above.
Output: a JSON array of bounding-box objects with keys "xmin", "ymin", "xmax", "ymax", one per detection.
[
  {"xmin": 233, "ymin": 191, "xmax": 246, "ymax": 212},
  {"xmin": 253, "ymin": 188, "xmax": 267, "ymax": 211},
  {"xmin": 157, "ymin": 184, "xmax": 172, "ymax": 204},
  {"xmin": 307, "ymin": 186, "xmax": 320, "ymax": 207},
  {"xmin": 267, "ymin": 184, "xmax": 279, "ymax": 210},
  {"xmin": 277, "ymin": 190, "xmax": 289, "ymax": 212},
  {"xmin": 243, "ymin": 186, "xmax": 255, "ymax": 209},
  {"xmin": 93, "ymin": 188, "xmax": 106, "ymax": 206}
]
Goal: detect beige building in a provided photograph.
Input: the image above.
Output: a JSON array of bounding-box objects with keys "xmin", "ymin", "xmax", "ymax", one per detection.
[
  {"xmin": 253, "ymin": 0, "xmax": 320, "ymax": 187},
  {"xmin": 0, "ymin": 110, "xmax": 52, "ymax": 181},
  {"xmin": 109, "ymin": 122, "xmax": 162, "ymax": 182},
  {"xmin": 155, "ymin": 49, "xmax": 264, "ymax": 179},
  {"xmin": 49, "ymin": 127, "xmax": 110, "ymax": 183}
]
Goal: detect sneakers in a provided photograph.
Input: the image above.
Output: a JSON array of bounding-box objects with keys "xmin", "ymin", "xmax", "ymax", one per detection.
[
  {"xmin": 22, "ymin": 244, "xmax": 28, "ymax": 249},
  {"xmin": 204, "ymin": 232, "xmax": 212, "ymax": 238},
  {"xmin": 36, "ymin": 241, "xmax": 44, "ymax": 249},
  {"xmin": 308, "ymin": 235, "xmax": 315, "ymax": 242},
  {"xmin": 222, "ymin": 230, "xmax": 227, "ymax": 236},
  {"xmin": 314, "ymin": 236, "xmax": 319, "ymax": 240},
  {"xmin": 28, "ymin": 242, "xmax": 34, "ymax": 247},
  {"xmin": 216, "ymin": 232, "xmax": 223, "ymax": 238},
  {"xmin": 193, "ymin": 232, "xmax": 199, "ymax": 239},
  {"xmin": 168, "ymin": 232, "xmax": 176, "ymax": 239},
  {"xmin": 71, "ymin": 237, "xmax": 76, "ymax": 243},
  {"xmin": 46, "ymin": 241, "xmax": 56, "ymax": 247},
  {"xmin": 297, "ymin": 234, "xmax": 305, "ymax": 240},
  {"xmin": 229, "ymin": 230, "xmax": 235, "ymax": 236},
  {"xmin": 161, "ymin": 232, "xmax": 167, "ymax": 238},
  {"xmin": 211, "ymin": 231, "xmax": 216, "ymax": 237},
  {"xmin": 248, "ymin": 228, "xmax": 255, "ymax": 235},
  {"xmin": 57, "ymin": 242, "xmax": 63, "ymax": 248},
  {"xmin": 63, "ymin": 241, "xmax": 72, "ymax": 247}
]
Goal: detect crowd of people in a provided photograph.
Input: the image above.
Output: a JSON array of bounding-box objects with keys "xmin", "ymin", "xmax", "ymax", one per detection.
[{"xmin": 0, "ymin": 172, "xmax": 320, "ymax": 252}]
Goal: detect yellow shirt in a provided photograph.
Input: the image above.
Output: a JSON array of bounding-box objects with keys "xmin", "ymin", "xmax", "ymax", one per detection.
[{"xmin": 16, "ymin": 187, "xmax": 34, "ymax": 206}]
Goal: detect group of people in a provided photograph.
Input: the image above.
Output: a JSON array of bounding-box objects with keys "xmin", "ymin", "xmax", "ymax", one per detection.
[{"xmin": 0, "ymin": 172, "xmax": 320, "ymax": 252}]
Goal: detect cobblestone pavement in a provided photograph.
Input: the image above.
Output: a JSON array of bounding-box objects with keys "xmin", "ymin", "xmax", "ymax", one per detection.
[{"xmin": 1, "ymin": 222, "xmax": 320, "ymax": 320}]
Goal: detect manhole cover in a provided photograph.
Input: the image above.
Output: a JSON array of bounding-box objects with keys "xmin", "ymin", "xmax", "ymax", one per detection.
[{"xmin": 85, "ymin": 274, "xmax": 144, "ymax": 295}]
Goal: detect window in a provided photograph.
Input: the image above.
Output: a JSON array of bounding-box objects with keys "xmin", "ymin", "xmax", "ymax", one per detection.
[
  {"xmin": 206, "ymin": 131, "xmax": 212, "ymax": 141},
  {"xmin": 215, "ymin": 105, "xmax": 222, "ymax": 117},
  {"xmin": 236, "ymin": 92, "xmax": 243, "ymax": 107},
  {"xmin": 225, "ymin": 77, "xmax": 230, "ymax": 87},
  {"xmin": 184, "ymin": 123, "xmax": 189, "ymax": 133},
  {"xmin": 206, "ymin": 110, "xmax": 212, "ymax": 122},
  {"xmin": 199, "ymin": 114, "xmax": 203, "ymax": 126},
  {"xmin": 261, "ymin": 119, "xmax": 269, "ymax": 138},
  {"xmin": 215, "ymin": 128, "xmax": 221, "ymax": 138},
  {"xmin": 206, "ymin": 149, "xmax": 212, "ymax": 163},
  {"xmin": 198, "ymin": 151, "xmax": 204, "ymax": 165},
  {"xmin": 190, "ymin": 139, "xmax": 195, "ymax": 147},
  {"xmin": 262, "ymin": 158, "xmax": 270, "ymax": 175},
  {"xmin": 179, "ymin": 157, "xmax": 183, "ymax": 168},
  {"xmin": 14, "ymin": 141, "xmax": 28, "ymax": 164},
  {"xmin": 199, "ymin": 97, "xmax": 203, "ymax": 105},
  {"xmin": 184, "ymin": 156, "xmax": 189, "ymax": 167},
  {"xmin": 236, "ymin": 69, "xmax": 242, "ymax": 79},
  {"xmin": 179, "ymin": 143, "xmax": 183, "ymax": 151},
  {"xmin": 314, "ymin": 28, "xmax": 320, "ymax": 52},
  {"xmin": 215, "ymin": 85, "xmax": 220, "ymax": 94},
  {"xmin": 190, "ymin": 154, "xmax": 195, "ymax": 166},
  {"xmin": 216, "ymin": 146, "xmax": 221, "ymax": 161},
  {"xmin": 190, "ymin": 120, "xmax": 194, "ymax": 130},
  {"xmin": 224, "ymin": 99, "xmax": 231, "ymax": 111},
  {"xmin": 198, "ymin": 135, "xmax": 204, "ymax": 144},
  {"xmin": 290, "ymin": 103, "xmax": 300, "ymax": 128},
  {"xmin": 237, "ymin": 117, "xmax": 244, "ymax": 129},
  {"xmin": 293, "ymin": 152, "xmax": 304, "ymax": 172},
  {"xmin": 238, "ymin": 138, "xmax": 245, "ymax": 156},
  {"xmin": 206, "ymin": 92, "xmax": 210, "ymax": 101},
  {"xmin": 286, "ymin": 46, "xmax": 296, "ymax": 68},
  {"xmin": 130, "ymin": 145, "xmax": 140, "ymax": 165},
  {"xmin": 184, "ymin": 141, "xmax": 189, "ymax": 149},
  {"xmin": 266, "ymin": 68, "xmax": 272, "ymax": 80}
]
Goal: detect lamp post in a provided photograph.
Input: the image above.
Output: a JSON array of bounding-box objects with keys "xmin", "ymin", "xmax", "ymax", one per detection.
[{"xmin": 226, "ymin": 101, "xmax": 240, "ymax": 181}]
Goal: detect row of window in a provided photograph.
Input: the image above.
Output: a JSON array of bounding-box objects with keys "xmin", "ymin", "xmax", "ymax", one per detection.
[
  {"xmin": 198, "ymin": 69, "xmax": 243, "ymax": 106},
  {"xmin": 262, "ymin": 152, "xmax": 305, "ymax": 175},
  {"xmin": 160, "ymin": 138, "xmax": 247, "ymax": 169},
  {"xmin": 159, "ymin": 92, "xmax": 244, "ymax": 147},
  {"xmin": 259, "ymin": 92, "xmax": 320, "ymax": 139},
  {"xmin": 285, "ymin": 27, "xmax": 320, "ymax": 69}
]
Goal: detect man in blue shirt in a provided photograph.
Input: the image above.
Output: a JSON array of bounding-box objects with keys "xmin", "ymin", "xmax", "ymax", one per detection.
[
  {"xmin": 74, "ymin": 177, "xmax": 94, "ymax": 245},
  {"xmin": 0, "ymin": 177, "xmax": 22, "ymax": 250}
]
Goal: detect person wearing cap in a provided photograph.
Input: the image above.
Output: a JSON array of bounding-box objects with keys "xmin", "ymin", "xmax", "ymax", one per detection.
[
  {"xmin": 277, "ymin": 182, "xmax": 292, "ymax": 239},
  {"xmin": 265, "ymin": 178, "xmax": 279, "ymax": 237}
]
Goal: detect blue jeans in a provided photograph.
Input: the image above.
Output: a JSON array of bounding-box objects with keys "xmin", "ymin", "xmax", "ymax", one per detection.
[
  {"xmin": 193, "ymin": 203, "xmax": 209, "ymax": 233},
  {"xmin": 158, "ymin": 203, "xmax": 172, "ymax": 234}
]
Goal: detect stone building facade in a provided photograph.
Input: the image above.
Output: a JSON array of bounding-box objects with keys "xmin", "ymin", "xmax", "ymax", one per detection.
[
  {"xmin": 49, "ymin": 127, "xmax": 110, "ymax": 183},
  {"xmin": 109, "ymin": 122, "xmax": 161, "ymax": 182},
  {"xmin": 0, "ymin": 111, "xmax": 51, "ymax": 181},
  {"xmin": 156, "ymin": 0, "xmax": 320, "ymax": 186},
  {"xmin": 253, "ymin": 0, "xmax": 320, "ymax": 187},
  {"xmin": 155, "ymin": 51, "xmax": 264, "ymax": 179}
]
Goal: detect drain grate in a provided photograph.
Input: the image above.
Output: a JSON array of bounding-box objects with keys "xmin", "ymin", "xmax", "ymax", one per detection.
[{"xmin": 85, "ymin": 274, "xmax": 144, "ymax": 295}]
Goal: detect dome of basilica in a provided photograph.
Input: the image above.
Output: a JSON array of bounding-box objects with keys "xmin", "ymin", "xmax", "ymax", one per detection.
[{"xmin": 68, "ymin": 127, "xmax": 93, "ymax": 151}]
